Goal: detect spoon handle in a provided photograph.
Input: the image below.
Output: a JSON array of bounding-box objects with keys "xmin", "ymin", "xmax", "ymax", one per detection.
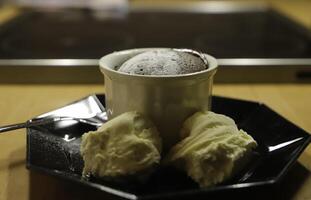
[
  {"xmin": 0, "ymin": 122, "xmax": 27, "ymax": 133},
  {"xmin": 0, "ymin": 116, "xmax": 104, "ymax": 133},
  {"xmin": 0, "ymin": 118, "xmax": 61, "ymax": 133}
]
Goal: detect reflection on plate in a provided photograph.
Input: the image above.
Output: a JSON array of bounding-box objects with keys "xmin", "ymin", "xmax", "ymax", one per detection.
[{"xmin": 26, "ymin": 94, "xmax": 311, "ymax": 200}]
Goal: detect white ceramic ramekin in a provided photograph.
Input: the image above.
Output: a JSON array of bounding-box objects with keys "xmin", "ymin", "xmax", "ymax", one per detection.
[{"xmin": 99, "ymin": 48, "xmax": 218, "ymax": 151}]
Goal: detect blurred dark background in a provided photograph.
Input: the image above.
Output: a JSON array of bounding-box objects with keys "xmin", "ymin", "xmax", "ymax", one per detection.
[{"xmin": 0, "ymin": 0, "xmax": 310, "ymax": 83}]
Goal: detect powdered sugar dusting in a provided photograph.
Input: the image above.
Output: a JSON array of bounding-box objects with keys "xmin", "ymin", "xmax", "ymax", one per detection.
[{"xmin": 117, "ymin": 49, "xmax": 207, "ymax": 75}]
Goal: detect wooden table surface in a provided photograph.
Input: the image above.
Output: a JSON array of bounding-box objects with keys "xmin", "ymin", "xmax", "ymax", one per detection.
[{"xmin": 0, "ymin": 1, "xmax": 311, "ymax": 199}]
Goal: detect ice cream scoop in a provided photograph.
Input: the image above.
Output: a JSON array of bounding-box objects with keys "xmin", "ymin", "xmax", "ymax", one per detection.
[
  {"xmin": 80, "ymin": 111, "xmax": 162, "ymax": 180},
  {"xmin": 165, "ymin": 111, "xmax": 257, "ymax": 188},
  {"xmin": 117, "ymin": 49, "xmax": 208, "ymax": 75}
]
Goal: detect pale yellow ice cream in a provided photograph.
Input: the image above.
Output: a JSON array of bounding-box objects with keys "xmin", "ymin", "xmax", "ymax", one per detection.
[
  {"xmin": 80, "ymin": 111, "xmax": 162, "ymax": 179},
  {"xmin": 165, "ymin": 111, "xmax": 257, "ymax": 188}
]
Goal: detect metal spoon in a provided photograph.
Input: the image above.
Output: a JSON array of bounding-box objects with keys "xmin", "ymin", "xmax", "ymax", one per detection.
[{"xmin": 0, "ymin": 95, "xmax": 107, "ymax": 133}]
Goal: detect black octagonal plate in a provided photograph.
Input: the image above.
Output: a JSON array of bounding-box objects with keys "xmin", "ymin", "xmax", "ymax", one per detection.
[{"xmin": 26, "ymin": 94, "xmax": 311, "ymax": 200}]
